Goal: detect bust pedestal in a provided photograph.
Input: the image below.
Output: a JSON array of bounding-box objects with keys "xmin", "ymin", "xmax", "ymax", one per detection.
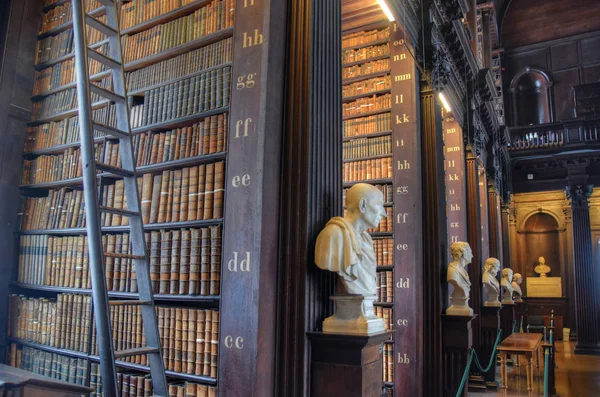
[
  {"xmin": 308, "ymin": 331, "xmax": 392, "ymax": 397},
  {"xmin": 323, "ymin": 295, "xmax": 385, "ymax": 335},
  {"xmin": 442, "ymin": 314, "xmax": 477, "ymax": 397},
  {"xmin": 480, "ymin": 306, "xmax": 502, "ymax": 387},
  {"xmin": 500, "ymin": 302, "xmax": 515, "ymax": 340}
]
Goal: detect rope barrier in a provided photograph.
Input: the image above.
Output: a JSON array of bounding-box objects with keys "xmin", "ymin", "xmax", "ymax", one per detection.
[
  {"xmin": 455, "ymin": 329, "xmax": 503, "ymax": 397},
  {"xmin": 512, "ymin": 319, "xmax": 517, "ymax": 333}
]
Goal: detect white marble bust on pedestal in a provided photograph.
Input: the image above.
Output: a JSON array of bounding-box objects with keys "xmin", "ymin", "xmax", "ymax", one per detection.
[
  {"xmin": 447, "ymin": 241, "xmax": 474, "ymax": 316},
  {"xmin": 512, "ymin": 273, "xmax": 523, "ymax": 302},
  {"xmin": 315, "ymin": 183, "xmax": 387, "ymax": 335},
  {"xmin": 534, "ymin": 256, "xmax": 551, "ymax": 277},
  {"xmin": 482, "ymin": 257, "xmax": 501, "ymax": 307},
  {"xmin": 501, "ymin": 268, "xmax": 514, "ymax": 304}
]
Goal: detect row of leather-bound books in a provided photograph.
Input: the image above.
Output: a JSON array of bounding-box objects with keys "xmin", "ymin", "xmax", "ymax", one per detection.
[
  {"xmin": 342, "ymin": 42, "xmax": 390, "ymax": 66},
  {"xmin": 35, "ymin": 22, "xmax": 107, "ymax": 66},
  {"xmin": 376, "ymin": 271, "xmax": 393, "ymax": 303},
  {"xmin": 343, "ymin": 112, "xmax": 392, "ymax": 137},
  {"xmin": 31, "ymin": 87, "xmax": 106, "ymax": 120},
  {"xmin": 342, "ymin": 58, "xmax": 390, "ymax": 81},
  {"xmin": 91, "ymin": 363, "xmax": 217, "ymax": 397},
  {"xmin": 121, "ymin": 0, "xmax": 234, "ymax": 63},
  {"xmin": 90, "ymin": 307, "xmax": 219, "ymax": 378},
  {"xmin": 22, "ymin": 115, "xmax": 228, "ymax": 185},
  {"xmin": 342, "ymin": 157, "xmax": 393, "ymax": 182},
  {"xmin": 18, "ymin": 227, "xmax": 222, "ymax": 296},
  {"xmin": 7, "ymin": 295, "xmax": 220, "ymax": 378},
  {"xmin": 19, "ymin": 161, "xmax": 225, "ymax": 230},
  {"xmin": 24, "ymin": 107, "xmax": 115, "ymax": 152},
  {"xmin": 343, "ymin": 184, "xmax": 394, "ymax": 206},
  {"xmin": 39, "ymin": 0, "xmax": 101, "ymax": 34},
  {"xmin": 343, "ymin": 93, "xmax": 392, "ymax": 118},
  {"xmin": 375, "ymin": 307, "xmax": 393, "ymax": 331},
  {"xmin": 342, "ymin": 135, "xmax": 392, "ymax": 160},
  {"xmin": 33, "ymin": 57, "xmax": 107, "ymax": 96},
  {"xmin": 120, "ymin": 0, "xmax": 203, "ymax": 31},
  {"xmin": 7, "ymin": 344, "xmax": 216, "ymax": 396},
  {"xmin": 382, "ymin": 344, "xmax": 394, "ymax": 383},
  {"xmin": 342, "ymin": 74, "xmax": 391, "ymax": 98},
  {"xmin": 341, "ymin": 27, "xmax": 390, "ymax": 49},
  {"xmin": 373, "ymin": 238, "xmax": 394, "ymax": 267}
]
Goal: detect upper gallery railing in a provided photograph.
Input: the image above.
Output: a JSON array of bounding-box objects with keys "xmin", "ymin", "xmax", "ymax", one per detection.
[{"xmin": 508, "ymin": 117, "xmax": 600, "ymax": 153}]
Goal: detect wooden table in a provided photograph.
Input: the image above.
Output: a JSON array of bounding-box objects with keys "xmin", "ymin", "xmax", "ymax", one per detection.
[{"xmin": 497, "ymin": 333, "xmax": 543, "ymax": 391}]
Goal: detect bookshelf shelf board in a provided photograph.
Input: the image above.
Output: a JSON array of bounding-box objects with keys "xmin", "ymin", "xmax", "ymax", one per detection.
[
  {"xmin": 374, "ymin": 302, "xmax": 394, "ymax": 308},
  {"xmin": 18, "ymin": 219, "xmax": 223, "ymax": 235},
  {"xmin": 342, "ymin": 69, "xmax": 391, "ymax": 85},
  {"xmin": 384, "ymin": 382, "xmax": 394, "ymax": 387},
  {"xmin": 124, "ymin": 28, "xmax": 234, "ymax": 72},
  {"xmin": 121, "ymin": 0, "xmax": 213, "ymax": 36},
  {"xmin": 369, "ymin": 232, "xmax": 393, "ymax": 237},
  {"xmin": 376, "ymin": 265, "xmax": 394, "ymax": 271},
  {"xmin": 42, "ymin": 0, "xmax": 69, "ymax": 13},
  {"xmin": 384, "ymin": 340, "xmax": 394, "ymax": 344},
  {"xmin": 10, "ymin": 282, "xmax": 221, "ymax": 303},
  {"xmin": 37, "ymin": 6, "xmax": 105, "ymax": 39},
  {"xmin": 34, "ymin": 39, "xmax": 109, "ymax": 71},
  {"xmin": 31, "ymin": 70, "xmax": 111, "ymax": 101},
  {"xmin": 342, "ymin": 38, "xmax": 389, "ymax": 52},
  {"xmin": 342, "ymin": 54, "xmax": 390, "ymax": 68},
  {"xmin": 343, "ymin": 153, "xmax": 392, "ymax": 163},
  {"xmin": 27, "ymin": 100, "xmax": 110, "ymax": 126},
  {"xmin": 7, "ymin": 337, "xmax": 88, "ymax": 360},
  {"xmin": 92, "ymin": 358, "xmax": 218, "ymax": 385},
  {"xmin": 343, "ymin": 178, "xmax": 392, "ymax": 188},
  {"xmin": 131, "ymin": 107, "xmax": 229, "ymax": 134},
  {"xmin": 20, "ymin": 152, "xmax": 228, "ymax": 190},
  {"xmin": 23, "ymin": 137, "xmax": 106, "ymax": 158},
  {"xmin": 343, "ymin": 130, "xmax": 392, "ymax": 141},
  {"xmin": 127, "ymin": 62, "xmax": 233, "ymax": 96},
  {"xmin": 342, "ymin": 89, "xmax": 391, "ymax": 104},
  {"xmin": 342, "ymin": 107, "xmax": 392, "ymax": 121}
]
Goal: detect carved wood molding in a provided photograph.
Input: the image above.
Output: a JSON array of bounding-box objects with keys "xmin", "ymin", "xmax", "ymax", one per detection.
[{"xmin": 565, "ymin": 184, "xmax": 594, "ymax": 209}]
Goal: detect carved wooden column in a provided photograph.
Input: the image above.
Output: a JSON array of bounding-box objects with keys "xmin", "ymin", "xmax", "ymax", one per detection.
[
  {"xmin": 566, "ymin": 185, "xmax": 600, "ymax": 355},
  {"xmin": 488, "ymin": 180, "xmax": 503, "ymax": 263},
  {"xmin": 466, "ymin": 146, "xmax": 482, "ymax": 351},
  {"xmin": 421, "ymin": 89, "xmax": 446, "ymax": 397}
]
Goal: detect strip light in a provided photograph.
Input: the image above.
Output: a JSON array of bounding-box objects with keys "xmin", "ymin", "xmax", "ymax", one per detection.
[
  {"xmin": 377, "ymin": 0, "xmax": 395, "ymax": 22},
  {"xmin": 439, "ymin": 92, "xmax": 452, "ymax": 112}
]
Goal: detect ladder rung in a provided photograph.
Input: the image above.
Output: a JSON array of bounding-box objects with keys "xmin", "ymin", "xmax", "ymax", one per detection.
[
  {"xmin": 99, "ymin": 205, "xmax": 140, "ymax": 218},
  {"xmin": 87, "ymin": 47, "xmax": 121, "ymax": 70},
  {"xmin": 85, "ymin": 13, "xmax": 118, "ymax": 37},
  {"xmin": 90, "ymin": 84, "xmax": 125, "ymax": 104},
  {"xmin": 92, "ymin": 122, "xmax": 130, "ymax": 139},
  {"xmin": 114, "ymin": 347, "xmax": 160, "ymax": 359},
  {"xmin": 104, "ymin": 252, "xmax": 145, "ymax": 260},
  {"xmin": 95, "ymin": 162, "xmax": 134, "ymax": 177},
  {"xmin": 108, "ymin": 300, "xmax": 151, "ymax": 306}
]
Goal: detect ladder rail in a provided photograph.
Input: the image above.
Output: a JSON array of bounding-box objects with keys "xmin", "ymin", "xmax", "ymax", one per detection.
[{"xmin": 71, "ymin": 0, "xmax": 119, "ymax": 394}]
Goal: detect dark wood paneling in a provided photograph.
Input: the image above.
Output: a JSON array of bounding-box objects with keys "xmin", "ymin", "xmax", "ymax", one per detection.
[
  {"xmin": 0, "ymin": 0, "xmax": 42, "ymax": 362},
  {"xmin": 501, "ymin": 0, "xmax": 600, "ymax": 50},
  {"xmin": 581, "ymin": 35, "xmax": 600, "ymax": 65},
  {"xmin": 421, "ymin": 91, "xmax": 446, "ymax": 397},
  {"xmin": 553, "ymin": 68, "xmax": 581, "ymax": 120},
  {"xmin": 583, "ymin": 64, "xmax": 600, "ymax": 84},
  {"xmin": 217, "ymin": 0, "xmax": 288, "ymax": 395},
  {"xmin": 276, "ymin": 0, "xmax": 342, "ymax": 396},
  {"xmin": 550, "ymin": 43, "xmax": 580, "ymax": 70}
]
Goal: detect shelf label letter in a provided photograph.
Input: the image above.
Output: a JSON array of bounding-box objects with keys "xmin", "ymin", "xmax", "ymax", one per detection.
[{"xmin": 228, "ymin": 252, "xmax": 251, "ymax": 272}]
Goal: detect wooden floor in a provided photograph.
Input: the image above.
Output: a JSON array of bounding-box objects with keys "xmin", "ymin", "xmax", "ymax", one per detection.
[{"xmin": 468, "ymin": 341, "xmax": 600, "ymax": 396}]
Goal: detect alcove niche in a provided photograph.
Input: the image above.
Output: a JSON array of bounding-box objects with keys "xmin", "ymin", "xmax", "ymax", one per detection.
[
  {"xmin": 510, "ymin": 67, "xmax": 553, "ymax": 126},
  {"xmin": 522, "ymin": 212, "xmax": 560, "ymax": 278}
]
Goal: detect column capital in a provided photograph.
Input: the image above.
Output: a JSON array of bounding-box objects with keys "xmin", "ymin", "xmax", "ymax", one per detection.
[{"xmin": 565, "ymin": 185, "xmax": 594, "ymax": 208}]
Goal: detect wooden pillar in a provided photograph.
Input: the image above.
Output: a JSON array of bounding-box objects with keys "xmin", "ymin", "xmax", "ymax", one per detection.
[
  {"xmin": 488, "ymin": 181, "xmax": 503, "ymax": 263},
  {"xmin": 566, "ymin": 184, "xmax": 600, "ymax": 355},
  {"xmin": 479, "ymin": 167, "xmax": 490, "ymax": 261},
  {"xmin": 421, "ymin": 90, "xmax": 446, "ymax": 397},
  {"xmin": 275, "ymin": 0, "xmax": 342, "ymax": 396},
  {"xmin": 466, "ymin": 147, "xmax": 482, "ymax": 351}
]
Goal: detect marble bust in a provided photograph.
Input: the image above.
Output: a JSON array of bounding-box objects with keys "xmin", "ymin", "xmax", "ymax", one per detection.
[
  {"xmin": 315, "ymin": 183, "xmax": 387, "ymax": 334},
  {"xmin": 534, "ymin": 256, "xmax": 551, "ymax": 277},
  {"xmin": 501, "ymin": 268, "xmax": 514, "ymax": 304},
  {"xmin": 482, "ymin": 257, "xmax": 501, "ymax": 307},
  {"xmin": 512, "ymin": 273, "xmax": 523, "ymax": 302},
  {"xmin": 446, "ymin": 241, "xmax": 474, "ymax": 316}
]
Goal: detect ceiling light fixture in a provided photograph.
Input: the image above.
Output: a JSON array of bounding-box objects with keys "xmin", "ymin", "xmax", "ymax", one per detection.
[
  {"xmin": 377, "ymin": 0, "xmax": 395, "ymax": 22},
  {"xmin": 439, "ymin": 92, "xmax": 452, "ymax": 112}
]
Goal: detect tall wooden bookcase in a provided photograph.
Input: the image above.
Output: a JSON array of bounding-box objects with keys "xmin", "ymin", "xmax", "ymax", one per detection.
[
  {"xmin": 0, "ymin": 0, "xmax": 286, "ymax": 396},
  {"xmin": 340, "ymin": 16, "xmax": 422, "ymax": 397}
]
